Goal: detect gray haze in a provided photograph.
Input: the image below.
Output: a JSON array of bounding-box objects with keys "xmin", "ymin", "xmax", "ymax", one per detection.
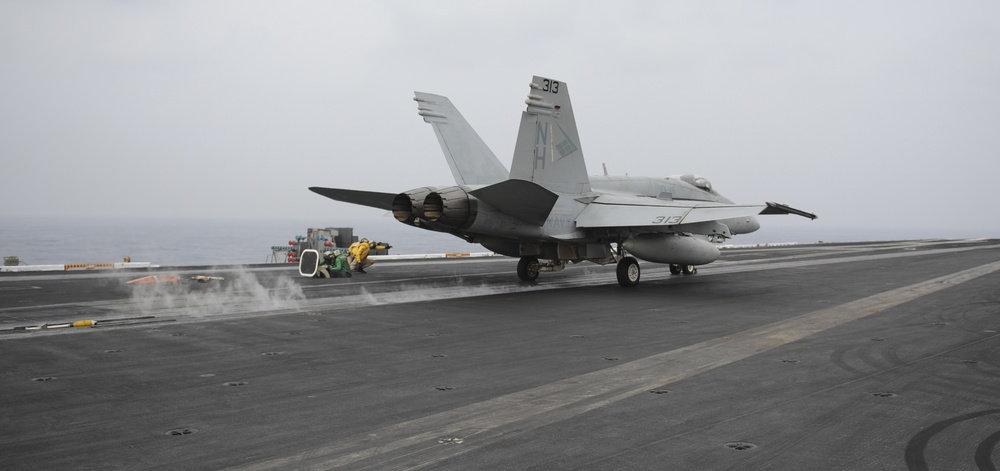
[{"xmin": 2, "ymin": 1, "xmax": 999, "ymax": 237}]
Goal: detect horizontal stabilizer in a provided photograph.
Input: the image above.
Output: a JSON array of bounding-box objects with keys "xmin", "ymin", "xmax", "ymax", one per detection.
[
  {"xmin": 576, "ymin": 195, "xmax": 766, "ymax": 228},
  {"xmin": 761, "ymin": 202, "xmax": 818, "ymax": 220},
  {"xmin": 470, "ymin": 179, "xmax": 559, "ymax": 226},
  {"xmin": 309, "ymin": 187, "xmax": 396, "ymax": 211}
]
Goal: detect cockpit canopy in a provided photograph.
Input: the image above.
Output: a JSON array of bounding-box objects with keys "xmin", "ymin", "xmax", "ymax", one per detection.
[{"xmin": 674, "ymin": 174, "xmax": 713, "ymax": 192}]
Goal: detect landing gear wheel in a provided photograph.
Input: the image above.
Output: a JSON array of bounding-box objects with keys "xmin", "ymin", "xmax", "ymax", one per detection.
[
  {"xmin": 682, "ymin": 265, "xmax": 698, "ymax": 275},
  {"xmin": 669, "ymin": 264, "xmax": 682, "ymax": 275},
  {"xmin": 616, "ymin": 257, "xmax": 640, "ymax": 287},
  {"xmin": 517, "ymin": 256, "xmax": 540, "ymax": 282}
]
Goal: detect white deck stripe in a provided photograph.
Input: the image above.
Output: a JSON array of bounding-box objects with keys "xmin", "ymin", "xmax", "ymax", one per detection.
[{"xmin": 236, "ymin": 260, "xmax": 1000, "ymax": 470}]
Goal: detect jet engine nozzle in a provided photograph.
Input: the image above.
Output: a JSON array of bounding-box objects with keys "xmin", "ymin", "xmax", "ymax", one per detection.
[
  {"xmin": 623, "ymin": 234, "xmax": 720, "ymax": 265},
  {"xmin": 393, "ymin": 187, "xmax": 438, "ymax": 223},
  {"xmin": 423, "ymin": 186, "xmax": 475, "ymax": 229}
]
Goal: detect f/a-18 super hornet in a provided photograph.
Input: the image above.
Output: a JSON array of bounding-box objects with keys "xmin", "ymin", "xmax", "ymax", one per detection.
[{"xmin": 311, "ymin": 76, "xmax": 815, "ymax": 287}]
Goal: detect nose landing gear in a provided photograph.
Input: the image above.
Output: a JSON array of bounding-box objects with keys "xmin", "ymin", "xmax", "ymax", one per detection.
[{"xmin": 669, "ymin": 264, "xmax": 698, "ymax": 275}]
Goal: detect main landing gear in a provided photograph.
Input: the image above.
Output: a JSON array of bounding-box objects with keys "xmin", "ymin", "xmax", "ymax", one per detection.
[
  {"xmin": 516, "ymin": 255, "xmax": 696, "ymax": 287},
  {"xmin": 517, "ymin": 256, "xmax": 567, "ymax": 282},
  {"xmin": 517, "ymin": 256, "xmax": 540, "ymax": 282},
  {"xmin": 616, "ymin": 257, "xmax": 640, "ymax": 287},
  {"xmin": 617, "ymin": 260, "xmax": 696, "ymax": 287}
]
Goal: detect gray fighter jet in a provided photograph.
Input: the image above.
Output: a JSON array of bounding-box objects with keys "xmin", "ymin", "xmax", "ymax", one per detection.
[{"xmin": 311, "ymin": 76, "xmax": 815, "ymax": 287}]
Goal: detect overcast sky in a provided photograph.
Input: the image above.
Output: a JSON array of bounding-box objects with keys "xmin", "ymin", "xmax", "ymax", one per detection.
[{"xmin": 2, "ymin": 1, "xmax": 998, "ymax": 236}]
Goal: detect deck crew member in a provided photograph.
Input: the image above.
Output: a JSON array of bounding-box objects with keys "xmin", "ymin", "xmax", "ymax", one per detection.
[
  {"xmin": 348, "ymin": 239, "xmax": 375, "ymax": 273},
  {"xmin": 318, "ymin": 250, "xmax": 352, "ymax": 278}
]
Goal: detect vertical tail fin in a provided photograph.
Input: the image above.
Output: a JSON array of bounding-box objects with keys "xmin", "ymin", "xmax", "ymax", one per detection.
[
  {"xmin": 509, "ymin": 76, "xmax": 591, "ymax": 195},
  {"xmin": 414, "ymin": 92, "xmax": 509, "ymax": 186}
]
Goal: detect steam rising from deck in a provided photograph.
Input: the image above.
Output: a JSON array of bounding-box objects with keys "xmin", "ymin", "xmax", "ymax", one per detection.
[{"xmin": 127, "ymin": 269, "xmax": 305, "ymax": 317}]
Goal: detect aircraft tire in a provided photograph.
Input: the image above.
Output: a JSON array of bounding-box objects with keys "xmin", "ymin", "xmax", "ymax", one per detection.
[
  {"xmin": 669, "ymin": 264, "xmax": 682, "ymax": 275},
  {"xmin": 517, "ymin": 256, "xmax": 540, "ymax": 282},
  {"xmin": 682, "ymin": 265, "xmax": 697, "ymax": 275},
  {"xmin": 617, "ymin": 257, "xmax": 640, "ymax": 287}
]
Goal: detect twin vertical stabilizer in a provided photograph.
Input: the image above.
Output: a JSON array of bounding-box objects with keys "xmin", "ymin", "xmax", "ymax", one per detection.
[
  {"xmin": 414, "ymin": 92, "xmax": 509, "ymax": 186},
  {"xmin": 408, "ymin": 77, "xmax": 593, "ymax": 228},
  {"xmin": 509, "ymin": 76, "xmax": 591, "ymax": 195}
]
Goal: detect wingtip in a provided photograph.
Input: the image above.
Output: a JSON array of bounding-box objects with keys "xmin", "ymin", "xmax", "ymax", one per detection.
[{"xmin": 763, "ymin": 202, "xmax": 818, "ymax": 220}]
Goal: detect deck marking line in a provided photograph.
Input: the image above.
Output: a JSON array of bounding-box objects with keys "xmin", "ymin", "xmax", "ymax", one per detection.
[{"xmin": 235, "ymin": 260, "xmax": 1000, "ymax": 470}]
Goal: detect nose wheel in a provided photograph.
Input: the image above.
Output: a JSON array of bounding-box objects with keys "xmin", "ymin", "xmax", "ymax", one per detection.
[
  {"xmin": 670, "ymin": 264, "xmax": 698, "ymax": 275},
  {"xmin": 616, "ymin": 257, "xmax": 640, "ymax": 287}
]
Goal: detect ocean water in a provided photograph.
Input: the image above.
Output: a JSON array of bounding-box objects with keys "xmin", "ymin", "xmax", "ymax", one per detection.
[
  {"xmin": 0, "ymin": 216, "xmax": 481, "ymax": 266},
  {"xmin": 1, "ymin": 215, "xmax": 993, "ymax": 267}
]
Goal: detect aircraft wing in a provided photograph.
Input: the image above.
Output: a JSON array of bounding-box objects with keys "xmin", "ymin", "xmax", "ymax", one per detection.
[
  {"xmin": 575, "ymin": 195, "xmax": 767, "ymax": 228},
  {"xmin": 761, "ymin": 202, "xmax": 818, "ymax": 220},
  {"xmin": 309, "ymin": 187, "xmax": 396, "ymax": 211}
]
